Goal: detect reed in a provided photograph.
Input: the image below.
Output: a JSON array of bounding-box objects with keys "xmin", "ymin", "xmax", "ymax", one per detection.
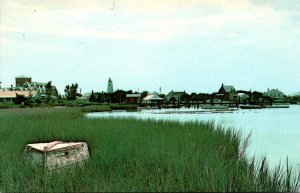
[{"xmin": 0, "ymin": 108, "xmax": 298, "ymax": 192}]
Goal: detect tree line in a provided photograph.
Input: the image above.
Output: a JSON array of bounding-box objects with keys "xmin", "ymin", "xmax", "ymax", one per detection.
[{"xmin": 10, "ymin": 81, "xmax": 300, "ymax": 106}]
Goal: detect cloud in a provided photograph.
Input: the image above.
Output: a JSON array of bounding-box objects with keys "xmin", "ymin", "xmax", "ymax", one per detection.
[{"xmin": 0, "ymin": 0, "xmax": 297, "ymax": 45}]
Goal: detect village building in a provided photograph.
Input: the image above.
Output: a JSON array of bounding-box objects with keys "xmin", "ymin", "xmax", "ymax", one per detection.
[
  {"xmin": 217, "ymin": 84, "xmax": 237, "ymax": 101},
  {"xmin": 126, "ymin": 94, "xmax": 142, "ymax": 104},
  {"xmin": 0, "ymin": 90, "xmax": 40, "ymax": 102},
  {"xmin": 142, "ymin": 94, "xmax": 164, "ymax": 105},
  {"xmin": 263, "ymin": 88, "xmax": 285, "ymax": 99},
  {"xmin": 237, "ymin": 93, "xmax": 249, "ymax": 102},
  {"xmin": 78, "ymin": 93, "xmax": 92, "ymax": 100},
  {"xmin": 15, "ymin": 75, "xmax": 32, "ymax": 87},
  {"xmin": 107, "ymin": 78, "xmax": 113, "ymax": 94},
  {"xmin": 165, "ymin": 91, "xmax": 185, "ymax": 103},
  {"xmin": 0, "ymin": 75, "xmax": 58, "ymax": 100}
]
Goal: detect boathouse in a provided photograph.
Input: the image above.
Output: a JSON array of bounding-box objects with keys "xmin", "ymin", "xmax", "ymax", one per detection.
[{"xmin": 217, "ymin": 84, "xmax": 237, "ymax": 101}]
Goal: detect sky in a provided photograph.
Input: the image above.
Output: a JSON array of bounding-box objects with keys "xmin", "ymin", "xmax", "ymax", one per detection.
[{"xmin": 0, "ymin": 0, "xmax": 300, "ymax": 95}]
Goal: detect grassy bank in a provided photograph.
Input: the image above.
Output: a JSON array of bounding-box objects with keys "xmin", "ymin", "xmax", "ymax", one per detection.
[
  {"xmin": 0, "ymin": 108, "xmax": 299, "ymax": 192},
  {"xmin": 0, "ymin": 101, "xmax": 137, "ymax": 112}
]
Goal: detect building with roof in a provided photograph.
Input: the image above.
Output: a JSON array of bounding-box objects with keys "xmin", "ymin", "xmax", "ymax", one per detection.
[
  {"xmin": 263, "ymin": 88, "xmax": 285, "ymax": 99},
  {"xmin": 107, "ymin": 78, "xmax": 113, "ymax": 94},
  {"xmin": 15, "ymin": 75, "xmax": 32, "ymax": 87},
  {"xmin": 0, "ymin": 76, "xmax": 59, "ymax": 100},
  {"xmin": 165, "ymin": 91, "xmax": 185, "ymax": 103},
  {"xmin": 142, "ymin": 94, "xmax": 164, "ymax": 104},
  {"xmin": 126, "ymin": 94, "xmax": 142, "ymax": 104},
  {"xmin": 237, "ymin": 93, "xmax": 249, "ymax": 102},
  {"xmin": 0, "ymin": 90, "xmax": 40, "ymax": 102},
  {"xmin": 78, "ymin": 92, "xmax": 92, "ymax": 100},
  {"xmin": 217, "ymin": 84, "xmax": 237, "ymax": 101}
]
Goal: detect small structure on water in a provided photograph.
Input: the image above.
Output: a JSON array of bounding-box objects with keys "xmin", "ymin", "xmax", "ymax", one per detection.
[{"xmin": 24, "ymin": 141, "xmax": 90, "ymax": 170}]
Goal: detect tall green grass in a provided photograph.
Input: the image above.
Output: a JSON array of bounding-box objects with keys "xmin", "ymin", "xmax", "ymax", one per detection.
[{"xmin": 0, "ymin": 108, "xmax": 299, "ymax": 192}]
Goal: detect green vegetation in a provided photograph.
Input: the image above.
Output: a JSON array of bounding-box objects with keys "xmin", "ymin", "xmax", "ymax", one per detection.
[
  {"xmin": 81, "ymin": 104, "xmax": 111, "ymax": 112},
  {"xmin": 64, "ymin": 83, "xmax": 80, "ymax": 100},
  {"xmin": 0, "ymin": 102, "xmax": 15, "ymax": 109},
  {"xmin": 0, "ymin": 108, "xmax": 299, "ymax": 192}
]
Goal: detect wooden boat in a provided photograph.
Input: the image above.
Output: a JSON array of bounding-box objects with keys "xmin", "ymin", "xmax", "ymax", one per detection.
[
  {"xmin": 24, "ymin": 141, "xmax": 90, "ymax": 170},
  {"xmin": 239, "ymin": 105, "xmax": 262, "ymax": 109}
]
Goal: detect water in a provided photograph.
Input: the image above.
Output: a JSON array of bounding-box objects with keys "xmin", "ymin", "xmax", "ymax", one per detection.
[{"xmin": 87, "ymin": 105, "xmax": 300, "ymax": 170}]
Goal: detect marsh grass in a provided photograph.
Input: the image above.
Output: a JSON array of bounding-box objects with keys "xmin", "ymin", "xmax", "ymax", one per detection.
[{"xmin": 0, "ymin": 108, "xmax": 299, "ymax": 192}]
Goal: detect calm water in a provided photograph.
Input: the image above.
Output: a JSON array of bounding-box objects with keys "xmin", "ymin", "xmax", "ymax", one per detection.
[{"xmin": 87, "ymin": 105, "xmax": 300, "ymax": 170}]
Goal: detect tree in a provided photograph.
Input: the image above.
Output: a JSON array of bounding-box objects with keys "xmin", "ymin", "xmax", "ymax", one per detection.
[
  {"xmin": 13, "ymin": 94, "xmax": 26, "ymax": 104},
  {"xmin": 97, "ymin": 92, "xmax": 110, "ymax": 103},
  {"xmin": 89, "ymin": 90, "xmax": 97, "ymax": 102},
  {"xmin": 180, "ymin": 92, "xmax": 190, "ymax": 107},
  {"xmin": 190, "ymin": 92, "xmax": 198, "ymax": 102},
  {"xmin": 141, "ymin": 91, "xmax": 149, "ymax": 99},
  {"xmin": 45, "ymin": 81, "xmax": 53, "ymax": 103},
  {"xmin": 250, "ymin": 91, "xmax": 263, "ymax": 104},
  {"xmin": 64, "ymin": 83, "xmax": 79, "ymax": 100},
  {"xmin": 111, "ymin": 89, "xmax": 127, "ymax": 103}
]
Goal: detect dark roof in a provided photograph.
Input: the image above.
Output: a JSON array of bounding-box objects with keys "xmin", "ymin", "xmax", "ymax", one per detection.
[{"xmin": 223, "ymin": 85, "xmax": 235, "ymax": 92}]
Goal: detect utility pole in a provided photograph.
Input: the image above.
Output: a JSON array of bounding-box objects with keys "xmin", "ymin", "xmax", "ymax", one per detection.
[{"xmin": 159, "ymin": 86, "xmax": 161, "ymax": 95}]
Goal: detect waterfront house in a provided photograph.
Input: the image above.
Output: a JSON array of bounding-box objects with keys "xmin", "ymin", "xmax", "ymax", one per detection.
[
  {"xmin": 263, "ymin": 88, "xmax": 285, "ymax": 99},
  {"xmin": 126, "ymin": 94, "xmax": 142, "ymax": 104},
  {"xmin": 142, "ymin": 94, "xmax": 164, "ymax": 105},
  {"xmin": 237, "ymin": 93, "xmax": 249, "ymax": 102},
  {"xmin": 217, "ymin": 84, "xmax": 237, "ymax": 101},
  {"xmin": 0, "ymin": 90, "xmax": 40, "ymax": 102},
  {"xmin": 165, "ymin": 91, "xmax": 185, "ymax": 103}
]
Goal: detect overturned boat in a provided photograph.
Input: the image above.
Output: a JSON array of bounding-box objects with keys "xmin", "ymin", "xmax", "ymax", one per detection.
[{"xmin": 24, "ymin": 141, "xmax": 90, "ymax": 171}]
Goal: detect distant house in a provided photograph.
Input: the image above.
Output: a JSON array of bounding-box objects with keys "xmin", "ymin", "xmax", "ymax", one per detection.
[
  {"xmin": 217, "ymin": 84, "xmax": 236, "ymax": 101},
  {"xmin": 15, "ymin": 75, "xmax": 32, "ymax": 87},
  {"xmin": 23, "ymin": 82, "xmax": 58, "ymax": 98},
  {"xmin": 1, "ymin": 76, "xmax": 59, "ymax": 99},
  {"xmin": 237, "ymin": 93, "xmax": 249, "ymax": 102},
  {"xmin": 142, "ymin": 94, "xmax": 164, "ymax": 104},
  {"xmin": 0, "ymin": 90, "xmax": 40, "ymax": 102},
  {"xmin": 126, "ymin": 94, "xmax": 142, "ymax": 104},
  {"xmin": 165, "ymin": 91, "xmax": 185, "ymax": 103},
  {"xmin": 263, "ymin": 89, "xmax": 284, "ymax": 99},
  {"xmin": 78, "ymin": 93, "xmax": 92, "ymax": 100}
]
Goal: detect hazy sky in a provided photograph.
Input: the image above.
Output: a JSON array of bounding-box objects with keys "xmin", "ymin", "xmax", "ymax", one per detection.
[{"xmin": 1, "ymin": 0, "xmax": 300, "ymax": 95}]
